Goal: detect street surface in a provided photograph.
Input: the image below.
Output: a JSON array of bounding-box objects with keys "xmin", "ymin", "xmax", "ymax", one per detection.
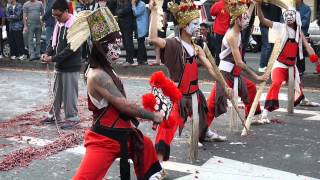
[{"xmin": 0, "ymin": 68, "xmax": 320, "ymax": 180}]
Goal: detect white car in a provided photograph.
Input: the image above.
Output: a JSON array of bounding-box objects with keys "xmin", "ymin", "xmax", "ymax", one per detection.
[{"xmin": 308, "ymin": 20, "xmax": 320, "ymax": 45}]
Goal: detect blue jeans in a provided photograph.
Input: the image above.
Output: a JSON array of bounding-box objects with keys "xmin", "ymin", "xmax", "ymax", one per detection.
[
  {"xmin": 260, "ymin": 27, "xmax": 273, "ymax": 68},
  {"xmin": 45, "ymin": 26, "xmax": 54, "ymax": 49},
  {"xmin": 27, "ymin": 23, "xmax": 42, "ymax": 58}
]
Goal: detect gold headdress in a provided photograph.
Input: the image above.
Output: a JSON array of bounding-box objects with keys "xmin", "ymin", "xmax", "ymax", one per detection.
[
  {"xmin": 226, "ymin": 0, "xmax": 249, "ymax": 24},
  {"xmin": 67, "ymin": 7, "xmax": 120, "ymax": 51},
  {"xmin": 168, "ymin": 0, "xmax": 200, "ymax": 28}
]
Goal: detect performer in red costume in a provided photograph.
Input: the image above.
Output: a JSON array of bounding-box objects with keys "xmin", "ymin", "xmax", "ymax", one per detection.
[
  {"xmin": 148, "ymin": 0, "xmax": 230, "ymax": 164},
  {"xmin": 257, "ymin": 2, "xmax": 320, "ymax": 121},
  {"xmin": 206, "ymin": 0, "xmax": 269, "ymax": 126},
  {"xmin": 68, "ymin": 7, "xmax": 166, "ymax": 180}
]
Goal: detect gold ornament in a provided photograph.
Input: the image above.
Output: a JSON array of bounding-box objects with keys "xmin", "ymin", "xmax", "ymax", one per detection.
[
  {"xmin": 226, "ymin": 0, "xmax": 249, "ymax": 25},
  {"xmin": 168, "ymin": 0, "xmax": 200, "ymax": 28},
  {"xmin": 67, "ymin": 7, "xmax": 120, "ymax": 51}
]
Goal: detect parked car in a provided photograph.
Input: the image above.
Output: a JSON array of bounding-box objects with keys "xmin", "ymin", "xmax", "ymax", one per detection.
[{"xmin": 2, "ymin": 26, "xmax": 47, "ymax": 58}]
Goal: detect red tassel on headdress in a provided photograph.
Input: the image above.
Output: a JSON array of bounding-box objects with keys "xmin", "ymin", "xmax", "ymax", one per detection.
[
  {"xmin": 309, "ymin": 54, "xmax": 318, "ymax": 63},
  {"xmin": 316, "ymin": 64, "xmax": 320, "ymax": 74}
]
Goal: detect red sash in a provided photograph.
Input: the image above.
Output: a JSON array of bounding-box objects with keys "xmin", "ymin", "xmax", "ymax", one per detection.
[{"xmin": 278, "ymin": 39, "xmax": 298, "ymax": 66}]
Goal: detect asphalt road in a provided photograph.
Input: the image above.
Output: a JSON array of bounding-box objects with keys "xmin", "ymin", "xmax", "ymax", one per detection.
[{"xmin": 0, "ymin": 68, "xmax": 320, "ymax": 180}]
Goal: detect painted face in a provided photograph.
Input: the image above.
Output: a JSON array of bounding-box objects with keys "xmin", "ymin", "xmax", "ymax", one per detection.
[
  {"xmin": 238, "ymin": 13, "xmax": 250, "ymax": 30},
  {"xmin": 185, "ymin": 18, "xmax": 200, "ymax": 37},
  {"xmin": 283, "ymin": 10, "xmax": 296, "ymax": 24},
  {"xmin": 100, "ymin": 38, "xmax": 122, "ymax": 63}
]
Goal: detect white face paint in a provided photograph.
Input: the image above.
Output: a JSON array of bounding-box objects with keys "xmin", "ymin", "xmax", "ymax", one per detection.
[
  {"xmin": 238, "ymin": 13, "xmax": 250, "ymax": 30},
  {"xmin": 185, "ymin": 18, "xmax": 200, "ymax": 37},
  {"xmin": 100, "ymin": 38, "xmax": 122, "ymax": 63},
  {"xmin": 283, "ymin": 10, "xmax": 296, "ymax": 24}
]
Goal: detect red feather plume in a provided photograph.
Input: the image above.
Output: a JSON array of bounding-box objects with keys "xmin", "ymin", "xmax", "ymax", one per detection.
[{"xmin": 142, "ymin": 93, "xmax": 156, "ymax": 112}]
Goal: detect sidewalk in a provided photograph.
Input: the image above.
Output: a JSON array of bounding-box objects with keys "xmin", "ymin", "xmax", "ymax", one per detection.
[{"xmin": 0, "ymin": 52, "xmax": 319, "ymax": 88}]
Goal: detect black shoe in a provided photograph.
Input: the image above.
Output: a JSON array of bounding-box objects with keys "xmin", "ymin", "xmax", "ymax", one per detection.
[{"xmin": 41, "ymin": 117, "xmax": 55, "ymax": 124}]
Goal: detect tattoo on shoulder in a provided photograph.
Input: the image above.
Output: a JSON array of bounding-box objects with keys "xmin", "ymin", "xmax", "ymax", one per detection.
[{"xmin": 93, "ymin": 72, "xmax": 123, "ymax": 98}]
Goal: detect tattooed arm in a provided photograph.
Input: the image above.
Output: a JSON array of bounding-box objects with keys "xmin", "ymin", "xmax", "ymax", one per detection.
[{"xmin": 87, "ymin": 69, "xmax": 163, "ymax": 124}]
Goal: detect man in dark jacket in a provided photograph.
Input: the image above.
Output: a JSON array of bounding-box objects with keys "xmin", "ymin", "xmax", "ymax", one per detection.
[
  {"xmin": 41, "ymin": 0, "xmax": 82, "ymax": 129},
  {"xmin": 42, "ymin": 0, "xmax": 55, "ymax": 49},
  {"xmin": 115, "ymin": 0, "xmax": 136, "ymax": 66}
]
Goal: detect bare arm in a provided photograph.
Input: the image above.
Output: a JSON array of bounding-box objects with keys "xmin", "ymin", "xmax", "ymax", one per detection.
[
  {"xmin": 148, "ymin": 0, "xmax": 166, "ymax": 48},
  {"xmin": 227, "ymin": 34, "xmax": 266, "ymax": 81},
  {"xmin": 88, "ymin": 71, "xmax": 162, "ymax": 123},
  {"xmin": 256, "ymin": 2, "xmax": 273, "ymax": 28},
  {"xmin": 301, "ymin": 32, "xmax": 315, "ymax": 56},
  {"xmin": 197, "ymin": 47, "xmax": 219, "ymax": 82}
]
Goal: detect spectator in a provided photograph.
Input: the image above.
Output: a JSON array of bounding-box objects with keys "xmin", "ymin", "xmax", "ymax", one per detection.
[
  {"xmin": 115, "ymin": 0, "xmax": 136, "ymax": 66},
  {"xmin": 41, "ymin": 0, "xmax": 82, "ymax": 129},
  {"xmin": 23, "ymin": 0, "xmax": 44, "ymax": 61},
  {"xmin": 0, "ymin": 3, "xmax": 5, "ymax": 59},
  {"xmin": 132, "ymin": 0, "xmax": 148, "ymax": 65},
  {"xmin": 258, "ymin": 3, "xmax": 281, "ymax": 72},
  {"xmin": 296, "ymin": 0, "xmax": 311, "ymax": 75},
  {"xmin": 76, "ymin": 0, "xmax": 99, "ymax": 62},
  {"xmin": 210, "ymin": 0, "xmax": 230, "ymax": 66},
  {"xmin": 106, "ymin": 0, "xmax": 117, "ymax": 14},
  {"xmin": 196, "ymin": 23, "xmax": 215, "ymax": 57},
  {"xmin": 42, "ymin": 0, "xmax": 55, "ymax": 49},
  {"xmin": 149, "ymin": 0, "xmax": 169, "ymax": 66},
  {"xmin": 6, "ymin": 0, "xmax": 26, "ymax": 60}
]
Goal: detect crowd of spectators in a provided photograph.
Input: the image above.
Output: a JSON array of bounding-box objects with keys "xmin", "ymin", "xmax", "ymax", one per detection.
[{"xmin": 0, "ymin": 0, "xmax": 316, "ymax": 73}]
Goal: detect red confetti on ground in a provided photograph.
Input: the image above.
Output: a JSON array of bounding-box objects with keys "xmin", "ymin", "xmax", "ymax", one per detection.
[
  {"xmin": 270, "ymin": 119, "xmax": 286, "ymax": 124},
  {"xmin": 0, "ymin": 133, "xmax": 83, "ymax": 171},
  {"xmin": 0, "ymin": 96, "xmax": 92, "ymax": 171}
]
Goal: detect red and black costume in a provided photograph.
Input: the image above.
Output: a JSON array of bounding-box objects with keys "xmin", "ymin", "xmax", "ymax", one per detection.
[
  {"xmin": 207, "ymin": 34, "xmax": 261, "ymax": 124},
  {"xmin": 155, "ymin": 38, "xmax": 209, "ymax": 161},
  {"xmin": 73, "ymin": 68, "xmax": 162, "ymax": 180}
]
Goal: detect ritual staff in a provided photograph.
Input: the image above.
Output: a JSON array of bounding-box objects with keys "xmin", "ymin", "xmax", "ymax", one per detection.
[{"xmin": 68, "ymin": 7, "xmax": 166, "ymax": 180}]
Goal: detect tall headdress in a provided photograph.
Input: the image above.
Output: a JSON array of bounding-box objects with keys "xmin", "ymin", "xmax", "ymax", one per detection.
[
  {"xmin": 67, "ymin": 7, "xmax": 120, "ymax": 51},
  {"xmin": 168, "ymin": 0, "xmax": 200, "ymax": 28},
  {"xmin": 226, "ymin": 0, "xmax": 249, "ymax": 25}
]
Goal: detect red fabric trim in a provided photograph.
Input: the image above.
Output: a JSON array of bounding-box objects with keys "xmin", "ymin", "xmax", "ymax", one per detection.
[{"xmin": 316, "ymin": 64, "xmax": 320, "ymax": 74}]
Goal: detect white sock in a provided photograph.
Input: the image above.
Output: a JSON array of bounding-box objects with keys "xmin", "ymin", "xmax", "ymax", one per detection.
[{"xmin": 261, "ymin": 109, "xmax": 269, "ymax": 119}]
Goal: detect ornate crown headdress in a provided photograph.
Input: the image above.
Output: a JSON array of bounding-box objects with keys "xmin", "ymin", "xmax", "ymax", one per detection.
[
  {"xmin": 168, "ymin": 0, "xmax": 200, "ymax": 28},
  {"xmin": 67, "ymin": 7, "xmax": 120, "ymax": 51},
  {"xmin": 226, "ymin": 0, "xmax": 249, "ymax": 24}
]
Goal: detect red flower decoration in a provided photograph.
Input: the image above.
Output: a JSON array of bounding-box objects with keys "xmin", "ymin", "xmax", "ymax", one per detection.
[
  {"xmin": 309, "ymin": 54, "xmax": 318, "ymax": 63},
  {"xmin": 191, "ymin": 4, "xmax": 196, "ymax": 10},
  {"xmin": 180, "ymin": 5, "xmax": 188, "ymax": 11},
  {"xmin": 316, "ymin": 64, "xmax": 320, "ymax": 74}
]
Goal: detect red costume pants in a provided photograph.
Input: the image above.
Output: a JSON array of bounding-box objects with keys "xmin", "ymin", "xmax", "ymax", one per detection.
[
  {"xmin": 264, "ymin": 67, "xmax": 304, "ymax": 112},
  {"xmin": 207, "ymin": 77, "xmax": 261, "ymax": 125},
  {"xmin": 73, "ymin": 130, "xmax": 161, "ymax": 180}
]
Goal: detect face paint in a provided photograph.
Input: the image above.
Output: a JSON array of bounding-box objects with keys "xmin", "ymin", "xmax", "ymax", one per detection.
[
  {"xmin": 100, "ymin": 38, "xmax": 122, "ymax": 63},
  {"xmin": 238, "ymin": 13, "xmax": 250, "ymax": 30},
  {"xmin": 185, "ymin": 18, "xmax": 200, "ymax": 37},
  {"xmin": 283, "ymin": 10, "xmax": 296, "ymax": 24}
]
